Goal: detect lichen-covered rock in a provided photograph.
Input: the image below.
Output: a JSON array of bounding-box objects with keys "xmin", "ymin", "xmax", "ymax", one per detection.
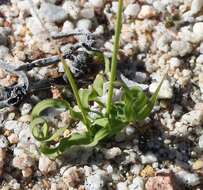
[
  {"xmin": 193, "ymin": 22, "xmax": 203, "ymax": 42},
  {"xmin": 117, "ymin": 181, "xmax": 128, "ymax": 190},
  {"xmin": 89, "ymin": 0, "xmax": 104, "ymax": 8},
  {"xmin": 171, "ymin": 40, "xmax": 193, "ymax": 57},
  {"xmin": 39, "ymin": 3, "xmax": 68, "ymax": 23},
  {"xmin": 13, "ymin": 153, "xmax": 34, "ymax": 170},
  {"xmin": 129, "ymin": 177, "xmax": 144, "ymax": 190},
  {"xmin": 62, "ymin": 166, "xmax": 84, "ymax": 188},
  {"xmin": 0, "ymin": 135, "xmax": 8, "ymax": 148},
  {"xmin": 138, "ymin": 5, "xmax": 157, "ymax": 19},
  {"xmin": 191, "ymin": 0, "xmax": 203, "ymax": 15},
  {"xmin": 141, "ymin": 153, "xmax": 157, "ymax": 164},
  {"xmin": 103, "ymin": 147, "xmax": 122, "ymax": 160},
  {"xmin": 175, "ymin": 170, "xmax": 200, "ymax": 187},
  {"xmin": 149, "ymin": 80, "xmax": 173, "ymax": 99},
  {"xmin": 62, "ymin": 1, "xmax": 80, "ymax": 20},
  {"xmin": 85, "ymin": 170, "xmax": 107, "ymax": 190},
  {"xmin": 124, "ymin": 3, "xmax": 140, "ymax": 18},
  {"xmin": 38, "ymin": 156, "xmax": 57, "ymax": 174},
  {"xmin": 145, "ymin": 171, "xmax": 179, "ymax": 190}
]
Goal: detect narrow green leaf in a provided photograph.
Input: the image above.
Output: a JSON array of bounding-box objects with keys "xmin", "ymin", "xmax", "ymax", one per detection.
[
  {"xmin": 123, "ymin": 86, "xmax": 148, "ymax": 122},
  {"xmin": 32, "ymin": 99, "xmax": 70, "ymax": 118},
  {"xmin": 30, "ymin": 117, "xmax": 49, "ymax": 141},
  {"xmin": 104, "ymin": 56, "xmax": 110, "ymax": 75},
  {"xmin": 69, "ymin": 109, "xmax": 84, "ymax": 121},
  {"xmin": 93, "ymin": 74, "xmax": 104, "ymax": 96},
  {"xmin": 44, "ymin": 127, "xmax": 67, "ymax": 142},
  {"xmin": 31, "ymin": 117, "xmax": 67, "ymax": 143},
  {"xmin": 59, "ymin": 132, "xmax": 91, "ymax": 152},
  {"xmin": 93, "ymin": 118, "xmax": 109, "ymax": 127},
  {"xmin": 79, "ymin": 88, "xmax": 93, "ymax": 108},
  {"xmin": 39, "ymin": 132, "xmax": 91, "ymax": 157},
  {"xmin": 86, "ymin": 127, "xmax": 109, "ymax": 147}
]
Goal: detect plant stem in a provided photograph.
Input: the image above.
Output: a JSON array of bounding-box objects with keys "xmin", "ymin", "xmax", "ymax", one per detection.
[
  {"xmin": 106, "ymin": 0, "xmax": 123, "ymax": 114},
  {"xmin": 62, "ymin": 60, "xmax": 90, "ymax": 129}
]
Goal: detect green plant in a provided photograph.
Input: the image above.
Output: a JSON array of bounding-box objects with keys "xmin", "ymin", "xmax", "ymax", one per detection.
[{"xmin": 30, "ymin": 0, "xmax": 166, "ymax": 158}]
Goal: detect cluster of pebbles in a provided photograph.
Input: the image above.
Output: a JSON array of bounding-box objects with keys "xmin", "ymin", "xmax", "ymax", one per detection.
[{"xmin": 0, "ymin": 0, "xmax": 203, "ymax": 189}]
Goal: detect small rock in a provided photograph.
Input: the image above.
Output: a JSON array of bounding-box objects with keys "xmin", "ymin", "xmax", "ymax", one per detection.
[
  {"xmin": 20, "ymin": 103, "xmax": 32, "ymax": 115},
  {"xmin": 22, "ymin": 167, "xmax": 32, "ymax": 178},
  {"xmin": 76, "ymin": 19, "xmax": 92, "ymax": 31},
  {"xmin": 153, "ymin": 1, "xmax": 166, "ymax": 12},
  {"xmin": 156, "ymin": 34, "xmax": 173, "ymax": 52},
  {"xmin": 89, "ymin": 0, "xmax": 104, "ymax": 8},
  {"xmin": 106, "ymin": 164, "xmax": 113, "ymax": 174},
  {"xmin": 39, "ymin": 3, "xmax": 68, "ymax": 23},
  {"xmin": 138, "ymin": 5, "xmax": 157, "ymax": 19},
  {"xmin": 7, "ymin": 112, "xmax": 15, "ymax": 120},
  {"xmin": 13, "ymin": 147, "xmax": 25, "ymax": 157},
  {"xmin": 8, "ymin": 179, "xmax": 21, "ymax": 190},
  {"xmin": 176, "ymin": 170, "xmax": 200, "ymax": 187},
  {"xmin": 0, "ymin": 45, "xmax": 9, "ymax": 58},
  {"xmin": 94, "ymin": 25, "xmax": 104, "ymax": 35},
  {"xmin": 172, "ymin": 104, "xmax": 183, "ymax": 118},
  {"xmin": 173, "ymin": 122, "xmax": 188, "ymax": 136},
  {"xmin": 111, "ymin": 2, "xmax": 119, "ymax": 14},
  {"xmin": 198, "ymin": 134, "xmax": 203, "ymax": 149},
  {"xmin": 18, "ymin": 127, "xmax": 34, "ymax": 144},
  {"xmin": 8, "ymin": 133, "xmax": 19, "ymax": 144},
  {"xmin": 191, "ymin": 0, "xmax": 203, "ymax": 15},
  {"xmin": 18, "ymin": 115, "xmax": 32, "ymax": 123},
  {"xmin": 141, "ymin": 153, "xmax": 157, "ymax": 164},
  {"xmin": 130, "ymin": 164, "xmax": 143, "ymax": 176},
  {"xmin": 197, "ymin": 54, "xmax": 203, "ymax": 64},
  {"xmin": 0, "ymin": 135, "xmax": 8, "ymax": 148},
  {"xmin": 117, "ymin": 181, "xmax": 128, "ymax": 190},
  {"xmin": 62, "ymin": 20, "xmax": 74, "ymax": 33},
  {"xmin": 63, "ymin": 1, "xmax": 80, "ymax": 20},
  {"xmin": 83, "ymin": 166, "xmax": 92, "ymax": 176},
  {"xmin": 140, "ymin": 165, "xmax": 155, "ymax": 177},
  {"xmin": 16, "ymin": 0, "xmax": 32, "ymax": 16},
  {"xmin": 181, "ymin": 110, "xmax": 203, "ymax": 126},
  {"xmin": 171, "ymin": 40, "xmax": 193, "ymax": 57},
  {"xmin": 120, "ymin": 74, "xmax": 148, "ymax": 90},
  {"xmin": 125, "ymin": 125, "xmax": 135, "ymax": 136},
  {"xmin": 129, "ymin": 176, "xmax": 144, "ymax": 190},
  {"xmin": 103, "ymin": 147, "xmax": 122, "ymax": 160},
  {"xmin": 124, "ymin": 3, "xmax": 140, "ymax": 18},
  {"xmin": 26, "ymin": 17, "xmax": 44, "ymax": 36},
  {"xmin": 13, "ymin": 153, "xmax": 34, "ymax": 170},
  {"xmin": 80, "ymin": 8, "xmax": 95, "ymax": 19},
  {"xmin": 149, "ymin": 80, "xmax": 173, "ymax": 99},
  {"xmin": 169, "ymin": 57, "xmax": 181, "ymax": 69},
  {"xmin": 193, "ymin": 22, "xmax": 203, "ymax": 42},
  {"xmin": 63, "ymin": 166, "xmax": 84, "ymax": 187},
  {"xmin": 32, "ymin": 184, "xmax": 42, "ymax": 190},
  {"xmin": 85, "ymin": 170, "xmax": 107, "ymax": 190},
  {"xmin": 192, "ymin": 159, "xmax": 203, "ymax": 170},
  {"xmin": 38, "ymin": 156, "xmax": 57, "ymax": 174},
  {"xmin": 135, "ymin": 72, "xmax": 148, "ymax": 83},
  {"xmin": 145, "ymin": 171, "xmax": 178, "ymax": 190}
]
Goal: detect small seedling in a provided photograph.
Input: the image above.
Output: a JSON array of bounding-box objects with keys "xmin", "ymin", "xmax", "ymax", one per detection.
[{"xmin": 30, "ymin": 0, "xmax": 166, "ymax": 158}]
